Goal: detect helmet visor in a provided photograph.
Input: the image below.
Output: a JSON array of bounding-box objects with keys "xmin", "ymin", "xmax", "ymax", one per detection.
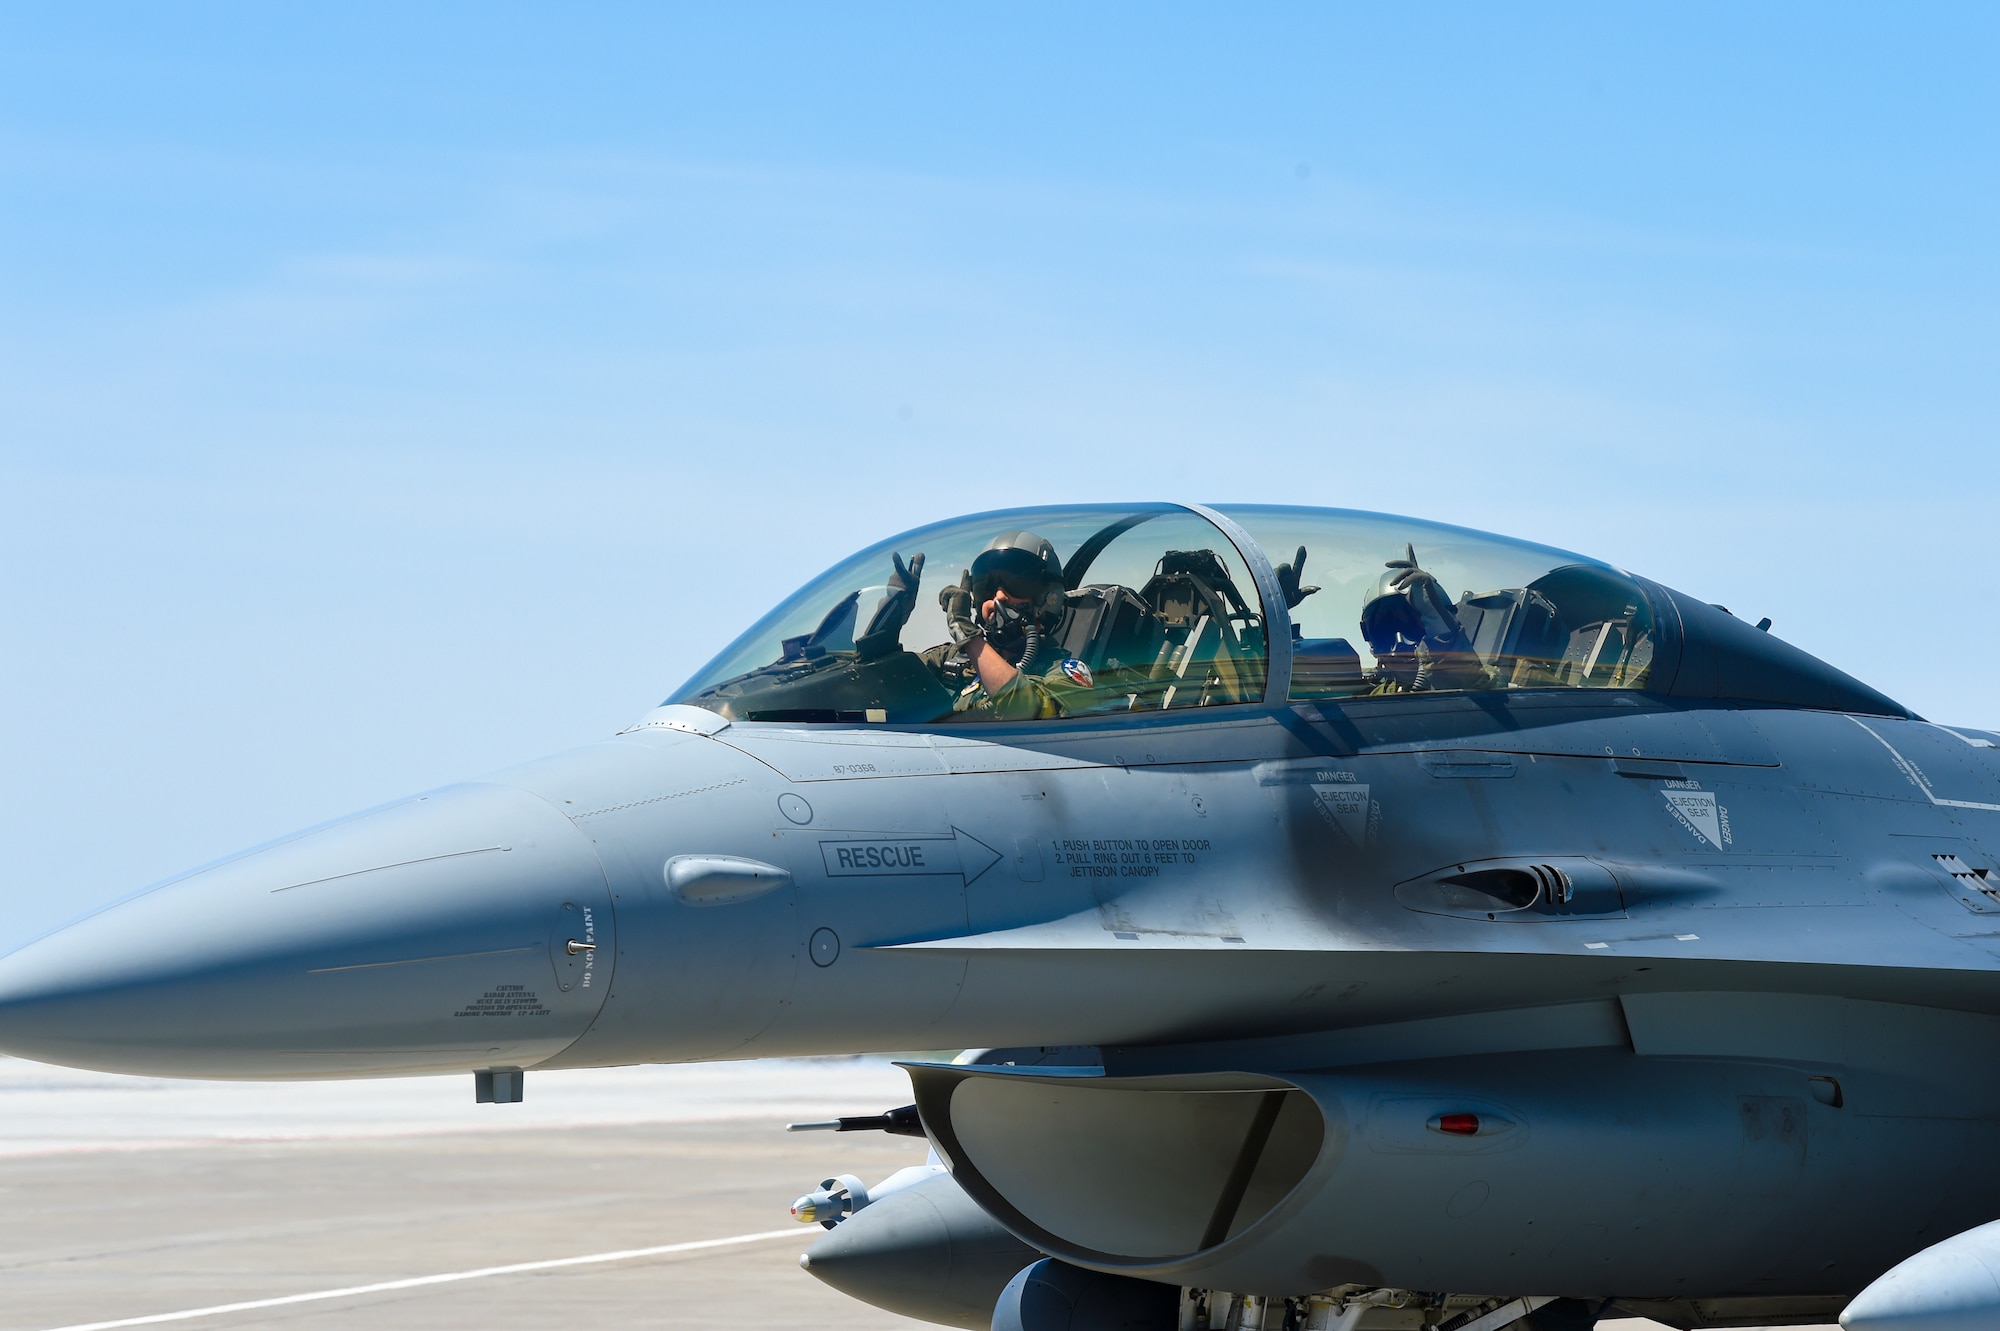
[{"xmin": 972, "ymin": 547, "xmax": 1058, "ymax": 600}]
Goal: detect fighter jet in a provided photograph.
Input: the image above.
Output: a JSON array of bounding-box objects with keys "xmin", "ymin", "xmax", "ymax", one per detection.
[{"xmin": 2, "ymin": 501, "xmax": 1996, "ymax": 1331}]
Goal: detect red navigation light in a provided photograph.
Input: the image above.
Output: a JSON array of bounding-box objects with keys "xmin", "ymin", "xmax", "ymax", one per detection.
[{"xmin": 1434, "ymin": 1112, "xmax": 1481, "ymax": 1135}]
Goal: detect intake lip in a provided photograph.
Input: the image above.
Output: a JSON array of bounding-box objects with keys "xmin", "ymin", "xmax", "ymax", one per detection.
[
  {"xmin": 0, "ymin": 781, "xmax": 614, "ymax": 1079},
  {"xmin": 903, "ymin": 1064, "xmax": 1330, "ymax": 1275}
]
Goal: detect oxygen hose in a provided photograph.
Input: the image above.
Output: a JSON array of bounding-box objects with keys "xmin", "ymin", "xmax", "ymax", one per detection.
[
  {"xmin": 983, "ymin": 601, "xmax": 1040, "ymax": 669},
  {"xmin": 1013, "ymin": 622, "xmax": 1040, "ymax": 669}
]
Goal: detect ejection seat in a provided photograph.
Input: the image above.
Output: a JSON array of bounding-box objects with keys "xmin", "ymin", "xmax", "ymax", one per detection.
[{"xmin": 1054, "ymin": 548, "xmax": 1269, "ymax": 712}]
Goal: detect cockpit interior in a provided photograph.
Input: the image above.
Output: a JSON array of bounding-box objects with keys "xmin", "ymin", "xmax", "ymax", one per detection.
[{"xmin": 672, "ymin": 504, "xmax": 1665, "ymax": 725}]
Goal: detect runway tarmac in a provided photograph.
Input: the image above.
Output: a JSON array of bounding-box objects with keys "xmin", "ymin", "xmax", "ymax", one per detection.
[{"xmin": 0, "ymin": 1057, "xmax": 1833, "ymax": 1331}]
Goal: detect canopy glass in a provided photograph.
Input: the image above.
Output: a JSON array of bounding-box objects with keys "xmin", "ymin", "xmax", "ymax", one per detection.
[
  {"xmin": 1219, "ymin": 505, "xmax": 1655, "ymax": 704},
  {"xmin": 671, "ymin": 503, "xmax": 1656, "ymax": 724}
]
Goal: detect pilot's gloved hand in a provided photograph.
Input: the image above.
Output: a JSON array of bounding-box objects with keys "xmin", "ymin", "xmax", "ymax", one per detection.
[
  {"xmin": 1275, "ymin": 545, "xmax": 1319, "ymax": 610},
  {"xmin": 940, "ymin": 571, "xmax": 984, "ymax": 649},
  {"xmin": 1383, "ymin": 543, "xmax": 1426, "ymax": 587},
  {"xmin": 1385, "ymin": 544, "xmax": 1459, "ymax": 640},
  {"xmin": 855, "ymin": 551, "xmax": 925, "ymax": 660}
]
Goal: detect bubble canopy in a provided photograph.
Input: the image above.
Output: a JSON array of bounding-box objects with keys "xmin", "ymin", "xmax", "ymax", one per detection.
[{"xmin": 670, "ymin": 503, "xmax": 1676, "ymax": 726}]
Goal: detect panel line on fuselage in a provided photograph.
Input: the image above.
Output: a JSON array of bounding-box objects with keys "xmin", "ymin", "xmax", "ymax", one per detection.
[{"xmin": 1850, "ymin": 717, "xmax": 2000, "ymax": 812}]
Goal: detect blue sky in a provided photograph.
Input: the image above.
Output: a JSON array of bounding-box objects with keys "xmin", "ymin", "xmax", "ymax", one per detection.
[{"xmin": 3, "ymin": 5, "xmax": 1996, "ymax": 942}]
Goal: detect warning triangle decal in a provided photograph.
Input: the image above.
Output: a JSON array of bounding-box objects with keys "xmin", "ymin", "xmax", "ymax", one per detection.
[
  {"xmin": 1312, "ymin": 784, "xmax": 1371, "ymax": 845},
  {"xmin": 1663, "ymin": 790, "xmax": 1724, "ymax": 849}
]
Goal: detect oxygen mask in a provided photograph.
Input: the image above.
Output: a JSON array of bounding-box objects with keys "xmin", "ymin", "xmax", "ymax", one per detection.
[{"xmin": 982, "ymin": 597, "xmax": 1041, "ymax": 669}]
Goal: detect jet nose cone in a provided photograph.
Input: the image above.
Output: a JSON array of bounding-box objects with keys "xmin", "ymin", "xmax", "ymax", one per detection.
[{"xmin": 0, "ymin": 783, "xmax": 614, "ymax": 1078}]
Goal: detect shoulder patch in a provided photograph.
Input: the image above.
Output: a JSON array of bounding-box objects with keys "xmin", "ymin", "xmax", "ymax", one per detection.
[{"xmin": 1058, "ymin": 658, "xmax": 1094, "ymax": 687}]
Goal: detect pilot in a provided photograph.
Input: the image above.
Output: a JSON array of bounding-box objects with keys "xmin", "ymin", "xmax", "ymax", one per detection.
[
  {"xmin": 929, "ymin": 531, "xmax": 1096, "ymax": 720},
  {"xmin": 1359, "ymin": 544, "xmax": 1489, "ymax": 693}
]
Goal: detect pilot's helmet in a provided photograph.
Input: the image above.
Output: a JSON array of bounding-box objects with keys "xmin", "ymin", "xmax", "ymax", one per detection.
[
  {"xmin": 1359, "ymin": 576, "xmax": 1424, "ymax": 654},
  {"xmin": 1360, "ymin": 548, "xmax": 1454, "ymax": 649},
  {"xmin": 971, "ymin": 531, "xmax": 1066, "ymax": 624}
]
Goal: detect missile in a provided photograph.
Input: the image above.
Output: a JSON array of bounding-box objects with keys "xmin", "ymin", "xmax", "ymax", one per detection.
[{"xmin": 791, "ymin": 1173, "xmax": 872, "ymax": 1227}]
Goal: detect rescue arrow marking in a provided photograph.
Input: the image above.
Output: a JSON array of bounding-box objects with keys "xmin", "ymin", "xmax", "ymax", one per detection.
[
  {"xmin": 34, "ymin": 1229, "xmax": 799, "ymax": 1331},
  {"xmin": 818, "ymin": 827, "xmax": 1002, "ymax": 885}
]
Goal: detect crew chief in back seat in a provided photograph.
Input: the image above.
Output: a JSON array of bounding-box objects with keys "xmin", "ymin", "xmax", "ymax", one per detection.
[
  {"xmin": 925, "ymin": 531, "xmax": 1097, "ymax": 721},
  {"xmin": 1360, "ymin": 544, "xmax": 1491, "ymax": 693}
]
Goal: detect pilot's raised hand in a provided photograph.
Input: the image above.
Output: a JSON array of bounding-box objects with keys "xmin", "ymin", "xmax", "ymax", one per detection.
[
  {"xmin": 940, "ymin": 570, "xmax": 984, "ymax": 648},
  {"xmin": 854, "ymin": 551, "xmax": 925, "ymax": 659},
  {"xmin": 1385, "ymin": 543, "xmax": 1459, "ymax": 640},
  {"xmin": 1383, "ymin": 543, "xmax": 1422, "ymax": 580},
  {"xmin": 1275, "ymin": 545, "xmax": 1320, "ymax": 610}
]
